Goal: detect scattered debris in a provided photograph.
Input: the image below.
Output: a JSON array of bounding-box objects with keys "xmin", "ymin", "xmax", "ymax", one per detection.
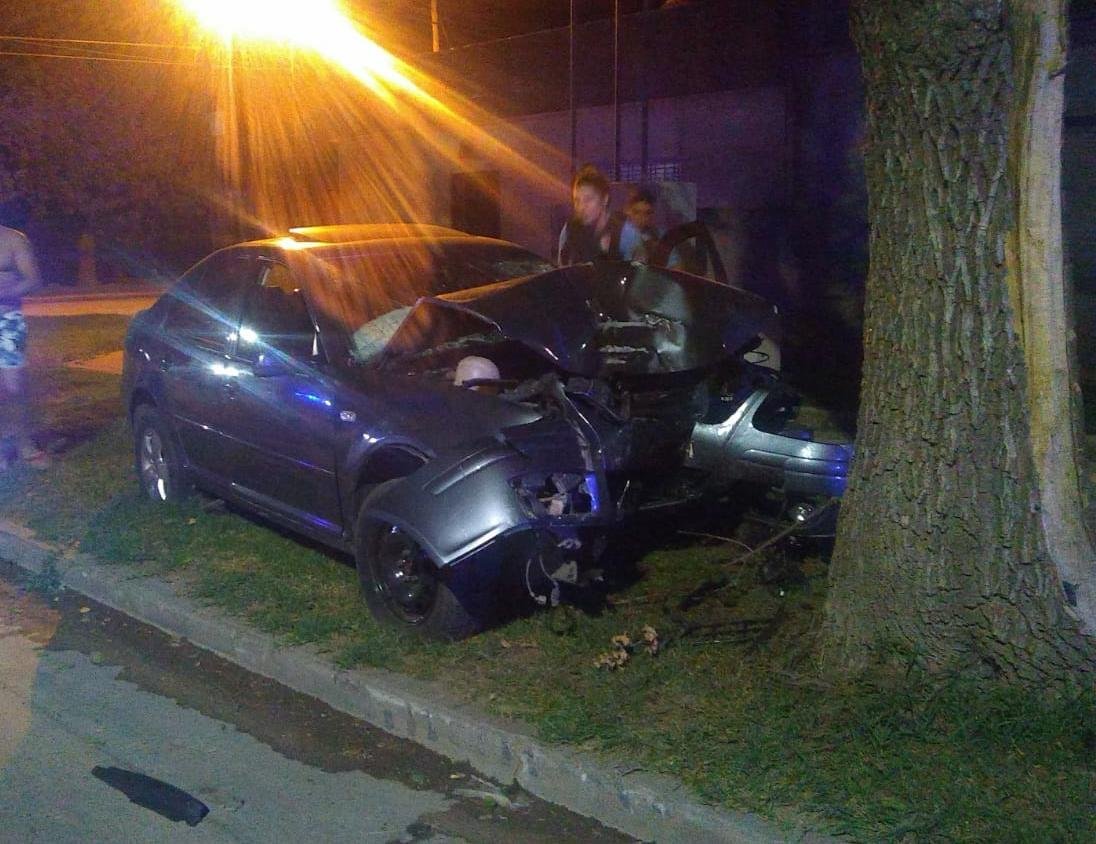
[
  {"xmin": 91, "ymin": 766, "xmax": 209, "ymax": 827},
  {"xmin": 641, "ymin": 625, "xmax": 660, "ymax": 655},
  {"xmin": 677, "ymin": 529, "xmax": 753, "ymax": 553},
  {"xmin": 594, "ymin": 648, "xmax": 630, "ymax": 671},
  {"xmin": 453, "ymin": 787, "xmax": 523, "ymax": 811},
  {"xmin": 594, "ymin": 626, "xmax": 660, "ymax": 670}
]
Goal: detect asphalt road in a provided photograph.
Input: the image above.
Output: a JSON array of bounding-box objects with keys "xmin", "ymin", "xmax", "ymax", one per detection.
[{"xmin": 0, "ymin": 566, "xmax": 632, "ymax": 843}]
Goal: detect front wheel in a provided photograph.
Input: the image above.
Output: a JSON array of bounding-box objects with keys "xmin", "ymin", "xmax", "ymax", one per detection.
[
  {"xmin": 133, "ymin": 405, "xmax": 190, "ymax": 503},
  {"xmin": 355, "ymin": 500, "xmax": 494, "ymax": 641}
]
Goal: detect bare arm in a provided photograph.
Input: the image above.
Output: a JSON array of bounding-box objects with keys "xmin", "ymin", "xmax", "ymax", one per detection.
[{"xmin": 0, "ymin": 232, "xmax": 43, "ymax": 300}]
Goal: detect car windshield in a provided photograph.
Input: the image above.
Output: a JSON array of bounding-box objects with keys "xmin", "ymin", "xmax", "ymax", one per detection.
[{"xmin": 312, "ymin": 240, "xmax": 554, "ymax": 362}]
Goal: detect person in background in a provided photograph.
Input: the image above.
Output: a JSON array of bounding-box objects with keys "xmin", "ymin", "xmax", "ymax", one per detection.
[
  {"xmin": 620, "ymin": 185, "xmax": 683, "ymax": 268},
  {"xmin": 0, "ymin": 224, "xmax": 47, "ymax": 470},
  {"xmin": 557, "ymin": 164, "xmax": 625, "ymax": 265},
  {"xmin": 619, "ymin": 186, "xmax": 659, "ymax": 262}
]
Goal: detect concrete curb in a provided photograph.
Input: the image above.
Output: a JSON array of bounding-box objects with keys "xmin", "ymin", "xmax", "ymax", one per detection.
[{"xmin": 0, "ymin": 521, "xmax": 826, "ymax": 844}]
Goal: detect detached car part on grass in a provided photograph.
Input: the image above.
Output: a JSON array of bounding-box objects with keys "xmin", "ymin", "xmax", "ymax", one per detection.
[
  {"xmin": 122, "ymin": 227, "xmax": 851, "ymax": 640},
  {"xmin": 686, "ymin": 387, "xmax": 851, "ymax": 536}
]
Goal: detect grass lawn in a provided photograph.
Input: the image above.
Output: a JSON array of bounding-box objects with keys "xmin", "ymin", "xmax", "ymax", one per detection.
[{"xmin": 2, "ymin": 314, "xmax": 1093, "ymax": 843}]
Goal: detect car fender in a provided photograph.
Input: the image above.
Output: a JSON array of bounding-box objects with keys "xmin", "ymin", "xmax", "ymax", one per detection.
[{"xmin": 358, "ymin": 435, "xmax": 601, "ymax": 567}]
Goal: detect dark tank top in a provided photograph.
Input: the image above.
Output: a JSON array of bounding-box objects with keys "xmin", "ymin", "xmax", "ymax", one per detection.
[{"xmin": 560, "ymin": 216, "xmax": 624, "ymax": 265}]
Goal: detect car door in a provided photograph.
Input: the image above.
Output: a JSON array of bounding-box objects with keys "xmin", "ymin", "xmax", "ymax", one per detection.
[
  {"xmin": 217, "ymin": 257, "xmax": 343, "ymax": 535},
  {"xmin": 157, "ymin": 249, "xmax": 257, "ymax": 476},
  {"xmin": 650, "ymin": 221, "xmax": 730, "ymax": 285}
]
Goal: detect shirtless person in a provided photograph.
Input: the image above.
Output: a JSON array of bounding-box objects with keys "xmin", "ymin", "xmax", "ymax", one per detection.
[{"xmin": 0, "ymin": 225, "xmax": 46, "ymax": 469}]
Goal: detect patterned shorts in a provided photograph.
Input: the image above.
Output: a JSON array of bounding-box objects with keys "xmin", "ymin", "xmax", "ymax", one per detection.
[{"xmin": 0, "ymin": 309, "xmax": 27, "ymax": 368}]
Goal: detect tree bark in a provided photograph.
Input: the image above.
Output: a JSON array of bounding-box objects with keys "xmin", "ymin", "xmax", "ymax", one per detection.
[{"xmin": 823, "ymin": 0, "xmax": 1096, "ymax": 685}]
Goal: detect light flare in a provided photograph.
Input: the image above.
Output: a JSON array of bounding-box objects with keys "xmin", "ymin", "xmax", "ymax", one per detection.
[
  {"xmin": 177, "ymin": 0, "xmax": 424, "ymax": 101},
  {"xmin": 176, "ymin": 0, "xmax": 569, "ymax": 257}
]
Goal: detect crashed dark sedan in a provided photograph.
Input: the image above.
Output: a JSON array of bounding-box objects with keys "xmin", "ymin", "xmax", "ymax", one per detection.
[{"xmin": 122, "ymin": 224, "xmax": 849, "ymax": 639}]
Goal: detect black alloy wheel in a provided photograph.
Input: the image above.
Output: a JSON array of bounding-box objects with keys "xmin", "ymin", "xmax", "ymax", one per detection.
[
  {"xmin": 370, "ymin": 524, "xmax": 439, "ymax": 625},
  {"xmin": 354, "ymin": 486, "xmax": 493, "ymax": 641}
]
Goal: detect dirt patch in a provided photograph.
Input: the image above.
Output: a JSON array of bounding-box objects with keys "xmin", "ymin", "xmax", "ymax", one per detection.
[{"xmin": 66, "ymin": 351, "xmax": 124, "ymax": 375}]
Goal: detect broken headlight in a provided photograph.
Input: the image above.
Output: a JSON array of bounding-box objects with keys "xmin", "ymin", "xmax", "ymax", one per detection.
[{"xmin": 512, "ymin": 472, "xmax": 600, "ymax": 519}]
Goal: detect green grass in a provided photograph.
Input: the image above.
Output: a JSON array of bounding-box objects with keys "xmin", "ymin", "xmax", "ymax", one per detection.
[
  {"xmin": 26, "ymin": 314, "xmax": 132, "ymax": 364},
  {"xmin": 2, "ymin": 314, "xmax": 1094, "ymax": 843}
]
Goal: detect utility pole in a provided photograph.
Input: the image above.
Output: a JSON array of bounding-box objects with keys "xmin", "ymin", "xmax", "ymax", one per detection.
[
  {"xmin": 569, "ymin": 0, "xmax": 577, "ymax": 178},
  {"xmin": 612, "ymin": 0, "xmax": 621, "ymax": 181},
  {"xmin": 430, "ymin": 0, "xmax": 441, "ymax": 52}
]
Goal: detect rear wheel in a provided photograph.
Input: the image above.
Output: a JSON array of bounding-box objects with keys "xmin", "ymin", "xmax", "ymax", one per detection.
[
  {"xmin": 133, "ymin": 405, "xmax": 190, "ymax": 503},
  {"xmin": 354, "ymin": 492, "xmax": 493, "ymax": 640}
]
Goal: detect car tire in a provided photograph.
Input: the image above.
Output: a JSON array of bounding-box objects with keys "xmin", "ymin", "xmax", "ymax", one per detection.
[
  {"xmin": 354, "ymin": 490, "xmax": 494, "ymax": 641},
  {"xmin": 133, "ymin": 405, "xmax": 191, "ymax": 503}
]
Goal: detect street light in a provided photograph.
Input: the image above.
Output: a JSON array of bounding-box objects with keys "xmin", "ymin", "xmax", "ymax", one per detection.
[
  {"xmin": 173, "ymin": 0, "xmax": 568, "ymax": 248},
  {"xmin": 173, "ymin": 0, "xmax": 419, "ymax": 98}
]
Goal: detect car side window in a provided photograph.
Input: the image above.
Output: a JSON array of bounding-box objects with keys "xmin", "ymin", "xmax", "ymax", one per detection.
[
  {"xmin": 162, "ymin": 251, "xmax": 255, "ymax": 353},
  {"xmin": 235, "ymin": 262, "xmax": 321, "ymax": 365},
  {"xmin": 669, "ymin": 234, "xmax": 715, "ymax": 280}
]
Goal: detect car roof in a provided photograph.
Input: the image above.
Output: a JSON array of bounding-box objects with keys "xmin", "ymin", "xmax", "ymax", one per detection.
[
  {"xmin": 239, "ymin": 228, "xmax": 543, "ymax": 262},
  {"xmin": 283, "ymin": 223, "xmax": 471, "ymax": 244}
]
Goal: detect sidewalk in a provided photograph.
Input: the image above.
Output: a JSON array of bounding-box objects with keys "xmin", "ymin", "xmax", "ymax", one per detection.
[
  {"xmin": 0, "ymin": 518, "xmax": 827, "ymax": 844},
  {"xmin": 22, "ymin": 285, "xmax": 161, "ymax": 317},
  {"xmin": 25, "ymin": 281, "xmax": 165, "ymax": 302}
]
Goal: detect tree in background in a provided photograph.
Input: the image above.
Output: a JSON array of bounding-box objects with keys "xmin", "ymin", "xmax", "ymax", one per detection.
[
  {"xmin": 0, "ymin": 4, "xmax": 216, "ymax": 282},
  {"xmin": 824, "ymin": 0, "xmax": 1096, "ymax": 684}
]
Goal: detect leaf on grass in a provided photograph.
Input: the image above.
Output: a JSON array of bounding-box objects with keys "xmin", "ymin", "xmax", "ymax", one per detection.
[
  {"xmin": 642, "ymin": 625, "xmax": 660, "ymax": 655},
  {"xmin": 594, "ymin": 649, "xmax": 630, "ymax": 670}
]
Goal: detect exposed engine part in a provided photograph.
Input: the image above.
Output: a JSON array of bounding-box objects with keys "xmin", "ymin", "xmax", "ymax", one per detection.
[
  {"xmin": 789, "ymin": 501, "xmax": 817, "ymax": 524},
  {"xmin": 512, "ymin": 472, "xmax": 597, "ymax": 519},
  {"xmin": 549, "ymin": 560, "xmax": 579, "ymax": 584},
  {"xmin": 525, "ymin": 552, "xmax": 561, "ymax": 607}
]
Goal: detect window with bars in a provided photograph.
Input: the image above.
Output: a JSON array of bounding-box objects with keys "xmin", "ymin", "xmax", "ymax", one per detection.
[{"xmin": 616, "ymin": 161, "xmax": 683, "ymax": 182}]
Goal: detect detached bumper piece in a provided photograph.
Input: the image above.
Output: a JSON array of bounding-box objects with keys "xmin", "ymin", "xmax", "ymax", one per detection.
[{"xmin": 687, "ymin": 388, "xmax": 852, "ymax": 499}]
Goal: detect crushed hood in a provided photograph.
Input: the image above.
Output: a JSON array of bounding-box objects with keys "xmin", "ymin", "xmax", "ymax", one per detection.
[{"xmin": 380, "ymin": 262, "xmax": 778, "ymax": 377}]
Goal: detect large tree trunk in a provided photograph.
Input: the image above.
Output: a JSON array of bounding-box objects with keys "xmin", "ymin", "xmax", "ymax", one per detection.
[{"xmin": 822, "ymin": 0, "xmax": 1096, "ymax": 685}]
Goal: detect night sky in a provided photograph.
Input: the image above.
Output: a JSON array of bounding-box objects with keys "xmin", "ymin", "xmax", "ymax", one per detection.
[
  {"xmin": 0, "ymin": 1, "xmax": 695, "ymax": 62},
  {"xmin": 344, "ymin": 1, "xmax": 686, "ymax": 54}
]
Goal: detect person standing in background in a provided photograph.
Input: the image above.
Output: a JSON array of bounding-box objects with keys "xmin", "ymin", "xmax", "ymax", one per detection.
[
  {"xmin": 557, "ymin": 164, "xmax": 626, "ymax": 265},
  {"xmin": 0, "ymin": 224, "xmax": 48, "ymax": 469},
  {"xmin": 620, "ymin": 186, "xmax": 660, "ymax": 262}
]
